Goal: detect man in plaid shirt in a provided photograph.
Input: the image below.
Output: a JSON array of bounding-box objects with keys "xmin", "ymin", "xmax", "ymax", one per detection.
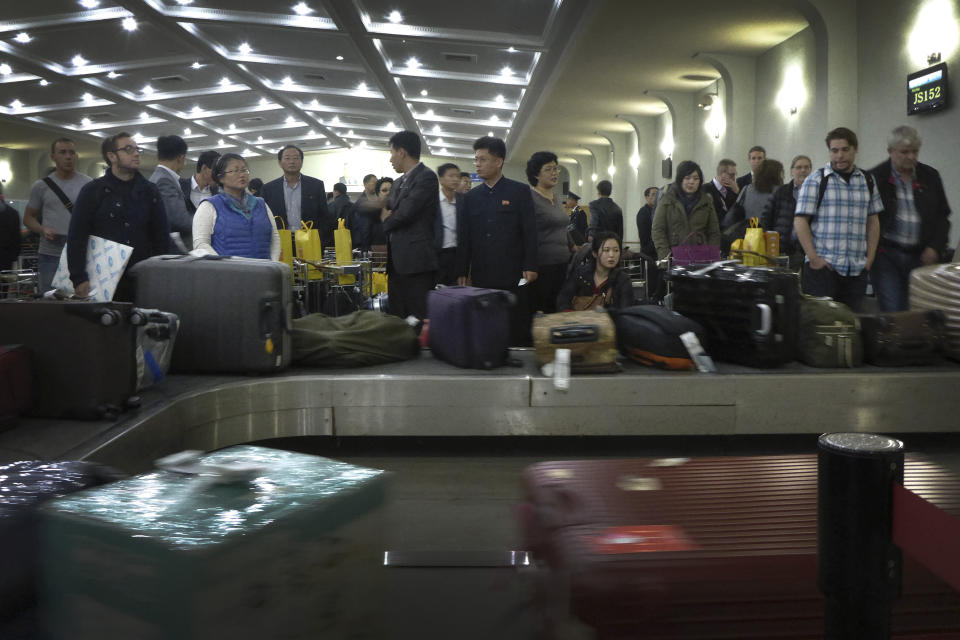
[{"xmin": 794, "ymin": 127, "xmax": 883, "ymax": 311}]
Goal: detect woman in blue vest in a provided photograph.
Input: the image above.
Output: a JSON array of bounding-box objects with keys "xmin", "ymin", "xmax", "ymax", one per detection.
[{"xmin": 192, "ymin": 153, "xmax": 280, "ymax": 260}]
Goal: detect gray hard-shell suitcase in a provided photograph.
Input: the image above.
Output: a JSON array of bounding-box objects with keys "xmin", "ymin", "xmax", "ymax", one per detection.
[{"xmin": 129, "ymin": 255, "xmax": 292, "ymax": 373}]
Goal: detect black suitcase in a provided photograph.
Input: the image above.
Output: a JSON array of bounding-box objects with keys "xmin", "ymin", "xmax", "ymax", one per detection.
[
  {"xmin": 130, "ymin": 255, "xmax": 292, "ymax": 373},
  {"xmin": 611, "ymin": 305, "xmax": 707, "ymax": 370},
  {"xmin": 0, "ymin": 300, "xmax": 143, "ymax": 419},
  {"xmin": 859, "ymin": 309, "xmax": 946, "ymax": 366},
  {"xmin": 669, "ymin": 263, "xmax": 800, "ymax": 367}
]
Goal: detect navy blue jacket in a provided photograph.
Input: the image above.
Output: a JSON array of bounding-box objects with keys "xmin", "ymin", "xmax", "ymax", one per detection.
[
  {"xmin": 67, "ymin": 170, "xmax": 170, "ymax": 286},
  {"xmin": 456, "ymin": 176, "xmax": 538, "ymax": 290},
  {"xmin": 262, "ymin": 174, "xmax": 333, "ymax": 245}
]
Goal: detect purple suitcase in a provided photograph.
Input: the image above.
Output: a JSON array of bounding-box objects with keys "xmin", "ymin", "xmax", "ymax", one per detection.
[{"xmin": 427, "ymin": 286, "xmax": 514, "ymax": 369}]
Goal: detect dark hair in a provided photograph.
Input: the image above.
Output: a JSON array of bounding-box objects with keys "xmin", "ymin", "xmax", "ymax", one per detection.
[
  {"xmin": 597, "ymin": 180, "xmax": 612, "ymax": 197},
  {"xmin": 748, "ymin": 145, "xmax": 766, "ymax": 156},
  {"xmin": 375, "ymin": 176, "xmax": 394, "ymax": 194},
  {"xmin": 101, "ymin": 131, "xmax": 132, "ymax": 165},
  {"xmin": 50, "ymin": 137, "xmax": 75, "ymax": 154},
  {"xmin": 363, "ymin": 173, "xmax": 378, "ymax": 185},
  {"xmin": 825, "ymin": 127, "xmax": 858, "ymax": 149},
  {"xmin": 674, "ymin": 160, "xmax": 704, "ymax": 191},
  {"xmin": 437, "ymin": 162, "xmax": 459, "ymax": 178},
  {"xmin": 567, "ymin": 191, "xmax": 580, "ymax": 202},
  {"xmin": 459, "ymin": 171, "xmax": 470, "ymax": 179},
  {"xmin": 525, "ymin": 151, "xmax": 558, "ymax": 186},
  {"xmin": 156, "ymin": 135, "xmax": 187, "ymax": 161},
  {"xmin": 212, "ymin": 152, "xmax": 246, "ymax": 186},
  {"xmin": 643, "ymin": 186, "xmax": 658, "ymax": 197},
  {"xmin": 196, "ymin": 150, "xmax": 220, "ymax": 174},
  {"xmin": 473, "ymin": 136, "xmax": 506, "ymax": 159},
  {"xmin": 248, "ymin": 178, "xmax": 263, "ymax": 194},
  {"xmin": 333, "ymin": 182, "xmax": 347, "ymax": 195},
  {"xmin": 389, "ymin": 130, "xmax": 421, "ymax": 160},
  {"xmin": 753, "ymin": 159, "xmax": 784, "ymax": 193},
  {"xmin": 591, "ymin": 231, "xmax": 622, "ymax": 264},
  {"xmin": 277, "ymin": 145, "xmax": 303, "ymax": 162}
]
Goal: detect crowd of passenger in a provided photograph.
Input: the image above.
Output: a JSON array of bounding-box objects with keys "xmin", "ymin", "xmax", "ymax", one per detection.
[{"xmin": 1, "ymin": 122, "xmax": 953, "ymax": 344}]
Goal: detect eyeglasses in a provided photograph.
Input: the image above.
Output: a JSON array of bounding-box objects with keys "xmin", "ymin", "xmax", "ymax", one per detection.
[
  {"xmin": 115, "ymin": 145, "xmax": 141, "ymax": 154},
  {"xmin": 541, "ymin": 165, "xmax": 560, "ymax": 173},
  {"xmin": 224, "ymin": 168, "xmax": 250, "ymax": 175}
]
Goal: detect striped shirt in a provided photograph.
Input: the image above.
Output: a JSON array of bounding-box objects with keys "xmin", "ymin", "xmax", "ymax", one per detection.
[
  {"xmin": 795, "ymin": 163, "xmax": 884, "ymax": 275},
  {"xmin": 885, "ymin": 165, "xmax": 921, "ymax": 248}
]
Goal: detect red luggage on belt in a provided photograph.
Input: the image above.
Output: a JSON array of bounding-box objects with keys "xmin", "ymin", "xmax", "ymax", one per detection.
[{"xmin": 519, "ymin": 455, "xmax": 960, "ymax": 639}]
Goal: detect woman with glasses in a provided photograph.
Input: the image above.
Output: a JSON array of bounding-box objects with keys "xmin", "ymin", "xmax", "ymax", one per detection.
[
  {"xmin": 193, "ymin": 153, "xmax": 280, "ymax": 260},
  {"xmin": 527, "ymin": 151, "xmax": 572, "ymax": 313},
  {"xmin": 556, "ymin": 231, "xmax": 633, "ymax": 311}
]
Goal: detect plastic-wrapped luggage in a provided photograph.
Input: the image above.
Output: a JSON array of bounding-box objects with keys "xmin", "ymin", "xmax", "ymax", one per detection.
[
  {"xmin": 519, "ymin": 456, "xmax": 960, "ymax": 638},
  {"xmin": 0, "ymin": 461, "xmax": 124, "ymax": 619},
  {"xmin": 40, "ymin": 446, "xmax": 387, "ymax": 640},
  {"xmin": 130, "ymin": 255, "xmax": 292, "ymax": 373},
  {"xmin": 669, "ymin": 262, "xmax": 800, "ymax": 367},
  {"xmin": 859, "ymin": 310, "xmax": 946, "ymax": 366},
  {"xmin": 0, "ymin": 300, "xmax": 164, "ymax": 419},
  {"xmin": 532, "ymin": 308, "xmax": 620, "ymax": 373},
  {"xmin": 909, "ymin": 263, "xmax": 960, "ymax": 360},
  {"xmin": 797, "ymin": 296, "xmax": 863, "ymax": 368},
  {"xmin": 0, "ymin": 345, "xmax": 32, "ymax": 427},
  {"xmin": 427, "ymin": 286, "xmax": 514, "ymax": 369}
]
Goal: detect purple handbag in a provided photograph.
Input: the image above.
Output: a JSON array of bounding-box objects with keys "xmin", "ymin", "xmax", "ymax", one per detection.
[{"xmin": 671, "ymin": 232, "xmax": 721, "ymax": 267}]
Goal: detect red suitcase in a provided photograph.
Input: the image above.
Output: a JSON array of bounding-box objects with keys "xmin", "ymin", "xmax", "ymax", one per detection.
[{"xmin": 519, "ymin": 455, "xmax": 960, "ymax": 639}]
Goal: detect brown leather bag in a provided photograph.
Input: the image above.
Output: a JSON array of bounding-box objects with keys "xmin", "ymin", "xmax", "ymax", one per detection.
[{"xmin": 571, "ymin": 287, "xmax": 612, "ymax": 311}]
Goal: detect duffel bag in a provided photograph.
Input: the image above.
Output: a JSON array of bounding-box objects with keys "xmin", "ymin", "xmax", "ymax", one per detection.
[
  {"xmin": 610, "ymin": 305, "xmax": 707, "ymax": 370},
  {"xmin": 858, "ymin": 309, "xmax": 946, "ymax": 366},
  {"xmin": 291, "ymin": 310, "xmax": 420, "ymax": 367},
  {"xmin": 533, "ymin": 308, "xmax": 620, "ymax": 373},
  {"xmin": 797, "ymin": 296, "xmax": 862, "ymax": 368}
]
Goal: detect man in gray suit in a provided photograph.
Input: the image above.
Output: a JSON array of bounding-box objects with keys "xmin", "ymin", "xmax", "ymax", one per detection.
[
  {"xmin": 381, "ymin": 130, "xmax": 439, "ymax": 320},
  {"xmin": 149, "ymin": 135, "xmax": 191, "ymax": 250}
]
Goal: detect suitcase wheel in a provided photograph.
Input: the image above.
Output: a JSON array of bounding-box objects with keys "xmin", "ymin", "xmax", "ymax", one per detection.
[{"xmin": 98, "ymin": 309, "xmax": 122, "ymax": 326}]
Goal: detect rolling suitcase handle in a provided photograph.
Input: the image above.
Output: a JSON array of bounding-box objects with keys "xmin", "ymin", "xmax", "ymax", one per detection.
[
  {"xmin": 754, "ymin": 303, "xmax": 772, "ymax": 336},
  {"xmin": 550, "ymin": 325, "xmax": 599, "ymax": 344}
]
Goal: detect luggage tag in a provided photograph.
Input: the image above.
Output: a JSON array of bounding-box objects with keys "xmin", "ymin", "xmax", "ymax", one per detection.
[{"xmin": 679, "ymin": 331, "xmax": 717, "ymax": 373}]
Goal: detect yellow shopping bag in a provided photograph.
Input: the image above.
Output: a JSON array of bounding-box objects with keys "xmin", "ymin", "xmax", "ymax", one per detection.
[
  {"xmin": 372, "ymin": 271, "xmax": 388, "ymax": 295},
  {"xmin": 743, "ymin": 218, "xmax": 765, "ymax": 266},
  {"xmin": 295, "ymin": 221, "xmax": 323, "ymax": 280},
  {"xmin": 275, "ymin": 217, "xmax": 294, "ymax": 280},
  {"xmin": 334, "ymin": 218, "xmax": 354, "ymax": 284}
]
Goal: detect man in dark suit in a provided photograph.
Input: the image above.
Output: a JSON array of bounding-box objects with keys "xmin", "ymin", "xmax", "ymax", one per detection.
[
  {"xmin": 435, "ymin": 162, "xmax": 464, "ymax": 285},
  {"xmin": 381, "ymin": 130, "xmax": 440, "ymax": 320},
  {"xmin": 736, "ymin": 145, "xmax": 766, "ymax": 190},
  {"xmin": 261, "ymin": 145, "xmax": 332, "ymax": 247},
  {"xmin": 704, "ymin": 158, "xmax": 739, "ymax": 220},
  {"xmin": 179, "ymin": 150, "xmax": 219, "ymax": 216},
  {"xmin": 149, "ymin": 135, "xmax": 191, "ymax": 251}
]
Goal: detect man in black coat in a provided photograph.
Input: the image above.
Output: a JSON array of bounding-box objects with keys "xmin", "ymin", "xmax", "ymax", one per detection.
[
  {"xmin": 736, "ymin": 145, "xmax": 766, "ymax": 190},
  {"xmin": 261, "ymin": 145, "xmax": 332, "ymax": 246},
  {"xmin": 703, "ymin": 159, "xmax": 739, "ymax": 220},
  {"xmin": 179, "ymin": 150, "xmax": 219, "ymax": 215},
  {"xmin": 0, "ymin": 184, "xmax": 20, "ymax": 270},
  {"xmin": 381, "ymin": 131, "xmax": 440, "ymax": 320},
  {"xmin": 435, "ymin": 162, "xmax": 464, "ymax": 286},
  {"xmin": 869, "ymin": 125, "xmax": 952, "ymax": 311},
  {"xmin": 768, "ymin": 154, "xmax": 812, "ymax": 270},
  {"xmin": 634, "ymin": 186, "xmax": 660, "ymax": 300},
  {"xmin": 587, "ymin": 180, "xmax": 623, "ymax": 242}
]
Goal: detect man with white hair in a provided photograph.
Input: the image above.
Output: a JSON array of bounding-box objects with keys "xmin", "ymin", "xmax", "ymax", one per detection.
[{"xmin": 869, "ymin": 125, "xmax": 952, "ymax": 311}]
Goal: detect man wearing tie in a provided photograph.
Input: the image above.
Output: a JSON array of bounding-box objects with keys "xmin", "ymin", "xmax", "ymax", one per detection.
[{"xmin": 704, "ymin": 158, "xmax": 739, "ymax": 219}]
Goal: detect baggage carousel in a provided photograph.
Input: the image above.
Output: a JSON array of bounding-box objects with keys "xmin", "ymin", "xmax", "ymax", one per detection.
[{"xmin": 4, "ymin": 350, "xmax": 960, "ymax": 473}]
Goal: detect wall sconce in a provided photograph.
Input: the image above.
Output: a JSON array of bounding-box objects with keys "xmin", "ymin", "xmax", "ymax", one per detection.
[
  {"xmin": 697, "ymin": 95, "xmax": 714, "ymax": 111},
  {"xmin": 776, "ymin": 63, "xmax": 807, "ymax": 117},
  {"xmin": 0, "ymin": 160, "xmax": 12, "ymax": 184},
  {"xmin": 928, "ymin": 52, "xmax": 942, "ymax": 64},
  {"xmin": 909, "ymin": 0, "xmax": 958, "ymax": 68},
  {"xmin": 704, "ymin": 107, "xmax": 725, "ymax": 140},
  {"xmin": 629, "ymin": 153, "xmax": 640, "ymax": 170},
  {"xmin": 590, "ymin": 173, "xmax": 598, "ymax": 182},
  {"xmin": 608, "ymin": 164, "xmax": 616, "ymax": 177}
]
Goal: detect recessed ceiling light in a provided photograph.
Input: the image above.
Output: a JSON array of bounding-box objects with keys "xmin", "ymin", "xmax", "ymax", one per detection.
[
  {"xmin": 281, "ymin": 76, "xmax": 293, "ymax": 86},
  {"xmin": 133, "ymin": 132, "xmax": 145, "ymax": 142},
  {"xmin": 81, "ymin": 117, "xmax": 92, "ymax": 126},
  {"xmin": 432, "ymin": 125, "xmax": 441, "ymax": 134},
  {"xmin": 331, "ymin": 116, "xmax": 340, "ymax": 125},
  {"xmin": 336, "ymin": 55, "xmax": 344, "ymax": 61},
  {"xmin": 238, "ymin": 42, "xmax": 252, "ymax": 55},
  {"xmin": 347, "ymin": 130, "xmax": 354, "ymax": 136},
  {"xmin": 358, "ymin": 140, "xmax": 367, "ymax": 148},
  {"xmin": 72, "ymin": 54, "xmax": 88, "ymax": 67},
  {"xmin": 191, "ymin": 61, "xmax": 201, "ymax": 70},
  {"xmin": 292, "ymin": 2, "xmax": 312, "ymax": 15},
  {"xmin": 387, "ymin": 121, "xmax": 396, "ymax": 130},
  {"xmin": 242, "ymin": 148, "xmax": 252, "ymax": 156},
  {"xmin": 82, "ymin": 92, "xmax": 94, "ymax": 102},
  {"xmin": 490, "ymin": 114, "xmax": 500, "ymax": 123},
  {"xmin": 79, "ymin": 0, "xmax": 99, "ymax": 8},
  {"xmin": 143, "ymin": 85, "xmax": 154, "ymax": 95},
  {"xmin": 285, "ymin": 116, "xmax": 295, "ymax": 124},
  {"xmin": 420, "ymin": 89, "xmax": 428, "ymax": 96},
  {"xmin": 256, "ymin": 136, "xmax": 264, "ymax": 142},
  {"xmin": 228, "ymin": 123, "xmax": 236, "ymax": 130},
  {"xmin": 406, "ymin": 57, "xmax": 421, "ymax": 70},
  {"xmin": 107, "ymin": 71, "xmax": 119, "ymax": 79},
  {"xmin": 495, "ymin": 94, "xmax": 504, "ymax": 104},
  {"xmin": 14, "ymin": 32, "xmax": 31, "ymax": 44},
  {"xmin": 220, "ymin": 77, "xmax": 231, "ymax": 87},
  {"xmin": 39, "ymin": 79, "xmax": 49, "ymax": 86},
  {"xmin": 259, "ymin": 97, "xmax": 270, "ymax": 107},
  {"xmin": 10, "ymin": 99, "xmax": 22, "ymax": 110},
  {"xmin": 191, "ymin": 105, "xmax": 202, "ymax": 114},
  {"xmin": 308, "ymin": 129, "xmax": 316, "ymax": 136},
  {"xmin": 425, "ymin": 109, "xmax": 434, "ymax": 117},
  {"xmin": 140, "ymin": 111, "xmax": 149, "ymax": 120},
  {"xmin": 218, "ymin": 139, "xmax": 225, "ymax": 146},
  {"xmin": 184, "ymin": 128, "xmax": 191, "ymax": 135},
  {"xmin": 507, "ymin": 47, "xmax": 516, "ymax": 53},
  {"xmin": 434, "ymin": 138, "xmax": 445, "ymax": 145},
  {"xmin": 122, "ymin": 17, "xmax": 138, "ymax": 31},
  {"xmin": 357, "ymin": 82, "xmax": 367, "ymax": 91},
  {"xmin": 440, "ymin": 148, "xmax": 449, "ymax": 155},
  {"xmin": 0, "ymin": 64, "xmax": 11, "ymax": 76},
  {"xmin": 500, "ymin": 66, "xmax": 513, "ymax": 77},
  {"xmin": 388, "ymin": 10, "xmax": 403, "ymax": 23},
  {"xmin": 175, "ymin": 0, "xmax": 193, "ymax": 5},
  {"xmin": 310, "ymin": 98, "xmax": 319, "ymax": 107},
  {"xmin": 487, "ymin": 131, "xmax": 494, "ymax": 136}
]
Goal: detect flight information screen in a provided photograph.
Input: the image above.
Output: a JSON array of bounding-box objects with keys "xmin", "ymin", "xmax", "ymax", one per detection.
[{"xmin": 908, "ymin": 63, "xmax": 948, "ymax": 116}]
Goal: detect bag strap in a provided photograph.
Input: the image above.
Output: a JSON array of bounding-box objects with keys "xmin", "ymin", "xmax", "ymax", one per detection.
[
  {"xmin": 300, "ymin": 220, "xmax": 314, "ymax": 230},
  {"xmin": 816, "ymin": 169, "xmax": 875, "ymax": 210},
  {"xmin": 43, "ymin": 176, "xmax": 73, "ymax": 212},
  {"xmin": 275, "ymin": 216, "xmax": 287, "ymax": 230}
]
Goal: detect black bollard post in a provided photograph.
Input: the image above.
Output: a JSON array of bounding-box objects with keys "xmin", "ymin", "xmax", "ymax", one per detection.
[{"xmin": 818, "ymin": 432, "xmax": 904, "ymax": 639}]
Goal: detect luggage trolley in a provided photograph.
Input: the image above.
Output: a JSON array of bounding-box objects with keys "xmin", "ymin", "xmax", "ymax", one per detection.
[
  {"xmin": 620, "ymin": 252, "xmax": 648, "ymax": 303},
  {"xmin": 0, "ymin": 269, "xmax": 39, "ymax": 299}
]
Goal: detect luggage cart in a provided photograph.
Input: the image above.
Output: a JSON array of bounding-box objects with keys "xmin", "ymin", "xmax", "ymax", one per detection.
[
  {"xmin": 0, "ymin": 269, "xmax": 39, "ymax": 299},
  {"xmin": 621, "ymin": 253, "xmax": 648, "ymax": 304}
]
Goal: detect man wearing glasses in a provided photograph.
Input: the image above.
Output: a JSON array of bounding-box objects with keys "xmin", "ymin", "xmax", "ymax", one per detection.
[{"xmin": 67, "ymin": 131, "xmax": 170, "ymax": 300}]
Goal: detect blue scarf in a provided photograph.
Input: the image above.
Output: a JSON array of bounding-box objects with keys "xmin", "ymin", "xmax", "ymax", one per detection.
[{"xmin": 223, "ymin": 191, "xmax": 256, "ymax": 219}]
